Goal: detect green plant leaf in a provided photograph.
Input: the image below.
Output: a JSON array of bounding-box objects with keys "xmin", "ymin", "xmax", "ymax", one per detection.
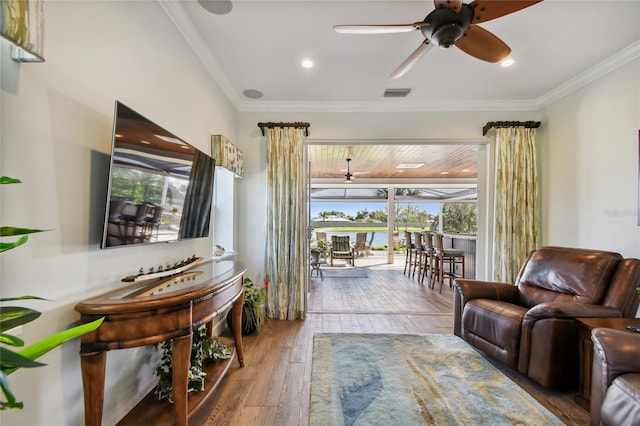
[
  {"xmin": 0, "ymin": 236, "xmax": 29, "ymax": 253},
  {"xmin": 0, "ymin": 333, "xmax": 24, "ymax": 347},
  {"xmin": 0, "ymin": 176, "xmax": 22, "ymax": 185},
  {"xmin": 0, "ymin": 370, "xmax": 24, "ymax": 410},
  {"xmin": 0, "ymin": 227, "xmax": 46, "ymax": 237},
  {"xmin": 0, "ymin": 296, "xmax": 49, "ymax": 303},
  {"xmin": 4, "ymin": 317, "xmax": 104, "ymax": 375},
  {"xmin": 0, "ymin": 347, "xmax": 46, "ymax": 369},
  {"xmin": 0, "ymin": 307, "xmax": 41, "ymax": 333}
]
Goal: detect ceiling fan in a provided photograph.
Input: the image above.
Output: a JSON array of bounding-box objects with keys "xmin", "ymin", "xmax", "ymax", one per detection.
[
  {"xmin": 334, "ymin": 0, "xmax": 542, "ymax": 79},
  {"xmin": 341, "ymin": 158, "xmax": 372, "ymax": 182},
  {"xmin": 344, "ymin": 158, "xmax": 355, "ymax": 182}
]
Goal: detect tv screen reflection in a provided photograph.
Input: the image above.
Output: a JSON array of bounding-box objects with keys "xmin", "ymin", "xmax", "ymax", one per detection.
[{"xmin": 102, "ymin": 102, "xmax": 215, "ymax": 248}]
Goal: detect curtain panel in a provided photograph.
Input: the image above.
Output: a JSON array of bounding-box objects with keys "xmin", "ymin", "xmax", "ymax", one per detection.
[
  {"xmin": 264, "ymin": 127, "xmax": 307, "ymax": 320},
  {"xmin": 492, "ymin": 127, "xmax": 540, "ymax": 282}
]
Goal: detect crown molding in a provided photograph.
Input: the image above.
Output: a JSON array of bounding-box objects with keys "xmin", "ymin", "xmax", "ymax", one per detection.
[
  {"xmin": 158, "ymin": 0, "xmax": 240, "ymax": 108},
  {"xmin": 237, "ymin": 99, "xmax": 539, "ymax": 113},
  {"xmin": 535, "ymin": 40, "xmax": 640, "ymax": 108}
]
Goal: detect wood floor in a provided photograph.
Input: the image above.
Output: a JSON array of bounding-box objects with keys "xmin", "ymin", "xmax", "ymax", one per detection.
[{"xmin": 202, "ymin": 254, "xmax": 590, "ymax": 426}]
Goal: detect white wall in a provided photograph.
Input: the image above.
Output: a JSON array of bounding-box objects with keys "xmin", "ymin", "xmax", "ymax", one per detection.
[
  {"xmin": 538, "ymin": 58, "xmax": 640, "ymax": 258},
  {"xmin": 0, "ymin": 2, "xmax": 237, "ymax": 425}
]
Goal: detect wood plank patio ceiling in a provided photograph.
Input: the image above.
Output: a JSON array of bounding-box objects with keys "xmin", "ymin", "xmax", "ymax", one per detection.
[{"xmin": 308, "ymin": 144, "xmax": 478, "ymax": 180}]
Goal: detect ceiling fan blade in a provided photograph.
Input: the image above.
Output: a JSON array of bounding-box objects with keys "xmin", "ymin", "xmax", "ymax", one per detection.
[
  {"xmin": 468, "ymin": 0, "xmax": 542, "ymax": 24},
  {"xmin": 434, "ymin": 0, "xmax": 463, "ymax": 12},
  {"xmin": 389, "ymin": 40, "xmax": 433, "ymax": 80},
  {"xmin": 455, "ymin": 25, "xmax": 510, "ymax": 63},
  {"xmin": 334, "ymin": 23, "xmax": 426, "ymax": 35}
]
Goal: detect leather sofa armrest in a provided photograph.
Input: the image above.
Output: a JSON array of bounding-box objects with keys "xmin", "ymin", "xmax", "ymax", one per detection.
[
  {"xmin": 590, "ymin": 328, "xmax": 640, "ymax": 425},
  {"xmin": 453, "ymin": 279, "xmax": 519, "ymax": 302},
  {"xmin": 592, "ymin": 328, "xmax": 640, "ymax": 385},
  {"xmin": 518, "ymin": 304, "xmax": 623, "ymax": 386},
  {"xmin": 524, "ymin": 302, "xmax": 623, "ymax": 321},
  {"xmin": 453, "ymin": 279, "xmax": 519, "ymax": 336}
]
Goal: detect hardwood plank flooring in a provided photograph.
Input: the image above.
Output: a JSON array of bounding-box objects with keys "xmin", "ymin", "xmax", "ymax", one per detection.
[{"xmin": 203, "ymin": 254, "xmax": 589, "ymax": 425}]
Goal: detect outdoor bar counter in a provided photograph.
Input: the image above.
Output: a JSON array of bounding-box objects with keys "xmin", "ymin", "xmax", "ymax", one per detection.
[{"xmin": 441, "ymin": 233, "xmax": 476, "ymax": 279}]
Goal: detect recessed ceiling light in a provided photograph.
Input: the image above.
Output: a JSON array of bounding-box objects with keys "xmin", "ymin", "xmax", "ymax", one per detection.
[
  {"xmin": 302, "ymin": 59, "xmax": 314, "ymax": 69},
  {"xmin": 140, "ymin": 140, "xmax": 151, "ymax": 145},
  {"xmin": 396, "ymin": 163, "xmax": 424, "ymax": 169},
  {"xmin": 243, "ymin": 89, "xmax": 263, "ymax": 99},
  {"xmin": 501, "ymin": 58, "xmax": 514, "ymax": 68},
  {"xmin": 440, "ymin": 171, "xmax": 450, "ymax": 175}
]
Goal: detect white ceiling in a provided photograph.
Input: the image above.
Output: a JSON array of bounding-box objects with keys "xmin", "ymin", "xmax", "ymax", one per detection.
[
  {"xmin": 161, "ymin": 0, "xmax": 638, "ymax": 196},
  {"xmin": 166, "ymin": 0, "xmax": 640, "ymax": 112}
]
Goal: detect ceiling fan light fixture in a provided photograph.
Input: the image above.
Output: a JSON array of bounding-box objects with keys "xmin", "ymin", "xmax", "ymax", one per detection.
[{"xmin": 431, "ymin": 23, "xmax": 465, "ymax": 48}]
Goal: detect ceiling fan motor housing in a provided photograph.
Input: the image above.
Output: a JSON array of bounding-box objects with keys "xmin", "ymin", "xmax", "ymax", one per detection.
[{"xmin": 421, "ymin": 4, "xmax": 474, "ymax": 48}]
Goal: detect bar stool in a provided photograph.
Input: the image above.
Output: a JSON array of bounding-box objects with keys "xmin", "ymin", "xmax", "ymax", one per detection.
[
  {"xmin": 421, "ymin": 231, "xmax": 435, "ymax": 286},
  {"xmin": 403, "ymin": 231, "xmax": 416, "ymax": 275},
  {"xmin": 433, "ymin": 233, "xmax": 465, "ymax": 293},
  {"xmin": 412, "ymin": 232, "xmax": 427, "ymax": 281}
]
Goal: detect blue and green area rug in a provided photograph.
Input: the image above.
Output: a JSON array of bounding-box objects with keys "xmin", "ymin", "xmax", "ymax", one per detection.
[{"xmin": 310, "ymin": 333, "xmax": 563, "ymax": 426}]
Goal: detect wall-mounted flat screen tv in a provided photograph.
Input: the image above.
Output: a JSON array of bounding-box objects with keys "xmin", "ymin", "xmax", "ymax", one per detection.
[{"xmin": 101, "ymin": 101, "xmax": 215, "ymax": 249}]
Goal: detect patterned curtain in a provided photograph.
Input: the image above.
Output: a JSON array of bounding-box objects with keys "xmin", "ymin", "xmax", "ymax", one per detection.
[
  {"xmin": 264, "ymin": 127, "xmax": 307, "ymax": 320},
  {"xmin": 492, "ymin": 127, "xmax": 540, "ymax": 282}
]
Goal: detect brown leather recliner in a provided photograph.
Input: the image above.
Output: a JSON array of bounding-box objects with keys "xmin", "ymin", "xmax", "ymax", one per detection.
[
  {"xmin": 453, "ymin": 246, "xmax": 640, "ymax": 389},
  {"xmin": 590, "ymin": 328, "xmax": 640, "ymax": 426}
]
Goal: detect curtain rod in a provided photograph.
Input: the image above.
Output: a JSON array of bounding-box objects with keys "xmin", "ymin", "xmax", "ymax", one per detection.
[
  {"xmin": 482, "ymin": 121, "xmax": 541, "ymax": 136},
  {"xmin": 258, "ymin": 122, "xmax": 310, "ymax": 137}
]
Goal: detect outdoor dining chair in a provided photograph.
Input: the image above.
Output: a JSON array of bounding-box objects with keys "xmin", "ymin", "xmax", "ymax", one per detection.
[{"xmin": 329, "ymin": 235, "xmax": 355, "ymax": 266}]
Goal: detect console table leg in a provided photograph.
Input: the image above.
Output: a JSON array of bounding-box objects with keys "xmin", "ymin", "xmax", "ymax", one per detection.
[
  {"xmin": 232, "ymin": 292, "xmax": 245, "ymax": 367},
  {"xmin": 80, "ymin": 351, "xmax": 106, "ymax": 426},
  {"xmin": 172, "ymin": 333, "xmax": 192, "ymax": 426}
]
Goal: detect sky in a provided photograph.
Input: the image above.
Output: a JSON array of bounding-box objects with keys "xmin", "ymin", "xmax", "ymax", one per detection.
[{"xmin": 311, "ymin": 201, "xmax": 440, "ymax": 219}]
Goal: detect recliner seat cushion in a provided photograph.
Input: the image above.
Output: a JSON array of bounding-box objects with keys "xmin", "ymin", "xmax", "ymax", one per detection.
[
  {"xmin": 601, "ymin": 373, "xmax": 640, "ymax": 426},
  {"xmin": 462, "ymin": 299, "xmax": 528, "ymax": 369}
]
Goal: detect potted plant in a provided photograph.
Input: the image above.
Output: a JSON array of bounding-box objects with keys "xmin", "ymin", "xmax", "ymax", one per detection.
[
  {"xmin": 311, "ymin": 239, "xmax": 327, "ymax": 263},
  {"xmin": 226, "ymin": 278, "xmax": 267, "ymax": 335},
  {"xmin": 1, "ymin": 176, "xmax": 104, "ymax": 410}
]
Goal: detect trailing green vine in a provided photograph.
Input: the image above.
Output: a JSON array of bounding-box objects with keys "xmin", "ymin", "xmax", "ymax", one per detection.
[{"xmin": 154, "ymin": 326, "xmax": 231, "ymax": 403}]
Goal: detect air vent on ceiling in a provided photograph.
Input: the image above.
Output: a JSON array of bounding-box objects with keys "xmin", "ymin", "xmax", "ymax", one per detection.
[{"xmin": 383, "ymin": 88, "xmax": 411, "ymax": 98}]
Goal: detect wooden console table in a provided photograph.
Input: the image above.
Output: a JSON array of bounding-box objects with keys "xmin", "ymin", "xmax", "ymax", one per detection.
[
  {"xmin": 75, "ymin": 260, "xmax": 247, "ymax": 426},
  {"xmin": 575, "ymin": 317, "xmax": 640, "ymax": 411}
]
